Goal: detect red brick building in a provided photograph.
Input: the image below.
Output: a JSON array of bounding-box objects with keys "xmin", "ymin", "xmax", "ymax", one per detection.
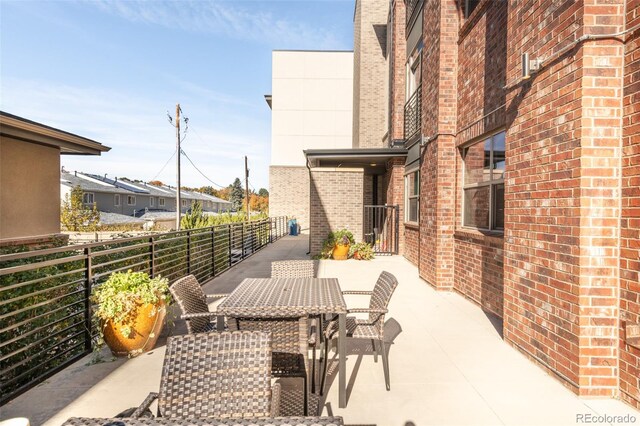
[{"xmin": 382, "ymin": 0, "xmax": 639, "ymax": 408}]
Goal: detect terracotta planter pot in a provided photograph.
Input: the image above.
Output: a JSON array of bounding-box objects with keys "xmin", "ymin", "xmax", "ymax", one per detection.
[
  {"xmin": 332, "ymin": 244, "xmax": 350, "ymax": 260},
  {"xmin": 102, "ymin": 301, "xmax": 166, "ymax": 357}
]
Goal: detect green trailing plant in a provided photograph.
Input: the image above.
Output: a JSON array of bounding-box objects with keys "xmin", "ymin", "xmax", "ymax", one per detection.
[
  {"xmin": 331, "ymin": 229, "xmax": 355, "ymax": 246},
  {"xmin": 349, "ymin": 242, "xmax": 375, "ymax": 260},
  {"xmin": 91, "ymin": 270, "xmax": 170, "ymax": 338}
]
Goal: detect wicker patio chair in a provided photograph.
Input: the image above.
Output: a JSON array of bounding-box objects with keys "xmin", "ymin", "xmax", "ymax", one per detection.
[
  {"xmin": 230, "ymin": 316, "xmax": 310, "ymax": 416},
  {"xmin": 270, "ymin": 260, "xmax": 320, "ymax": 393},
  {"xmin": 320, "ymin": 271, "xmax": 399, "ymax": 394},
  {"xmin": 132, "ymin": 331, "xmax": 280, "ymax": 419},
  {"xmin": 271, "ymin": 260, "xmax": 317, "ymax": 278},
  {"xmin": 63, "ymin": 417, "xmax": 345, "ymax": 425},
  {"xmin": 169, "ymin": 274, "xmax": 228, "ymax": 334}
]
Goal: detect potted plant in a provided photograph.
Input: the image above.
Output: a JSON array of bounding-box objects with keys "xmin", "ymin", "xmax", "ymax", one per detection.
[
  {"xmin": 330, "ymin": 229, "xmax": 355, "ymax": 260},
  {"xmin": 92, "ymin": 270, "xmax": 170, "ymax": 357},
  {"xmin": 349, "ymin": 242, "xmax": 375, "ymax": 260}
]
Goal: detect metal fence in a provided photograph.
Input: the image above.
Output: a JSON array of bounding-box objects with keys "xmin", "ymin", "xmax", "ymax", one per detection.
[
  {"xmin": 363, "ymin": 205, "xmax": 399, "ymax": 255},
  {"xmin": 0, "ymin": 216, "xmax": 289, "ymax": 405}
]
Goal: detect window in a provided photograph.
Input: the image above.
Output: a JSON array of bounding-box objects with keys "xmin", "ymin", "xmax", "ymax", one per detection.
[
  {"xmin": 462, "ymin": 131, "xmax": 505, "ymax": 230},
  {"xmin": 406, "ymin": 40, "xmax": 423, "ymax": 99},
  {"xmin": 159, "ymin": 198, "xmax": 165, "ymax": 207},
  {"xmin": 82, "ymin": 193, "xmax": 94, "ymax": 204},
  {"xmin": 127, "ymin": 195, "xmax": 136, "ymax": 206},
  {"xmin": 464, "ymin": 0, "xmax": 481, "ymax": 18},
  {"xmin": 149, "ymin": 197, "xmax": 155, "ymax": 207},
  {"xmin": 114, "ymin": 194, "xmax": 120, "ymax": 206},
  {"xmin": 182, "ymin": 199, "xmax": 187, "ymax": 207},
  {"xmin": 405, "ymin": 170, "xmax": 419, "ymax": 223}
]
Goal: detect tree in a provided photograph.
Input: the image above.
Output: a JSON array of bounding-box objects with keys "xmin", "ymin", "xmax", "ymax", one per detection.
[
  {"xmin": 258, "ymin": 188, "xmax": 269, "ymax": 197},
  {"xmin": 230, "ymin": 178, "xmax": 244, "ymax": 211},
  {"xmin": 60, "ymin": 186, "xmax": 100, "ymax": 231},
  {"xmin": 180, "ymin": 200, "xmax": 210, "ymax": 229},
  {"xmin": 249, "ymin": 193, "xmax": 268, "ymax": 213}
]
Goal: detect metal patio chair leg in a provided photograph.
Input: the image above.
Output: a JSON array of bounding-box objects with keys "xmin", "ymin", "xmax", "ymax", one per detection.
[
  {"xmin": 372, "ymin": 338, "xmax": 378, "ymax": 362},
  {"xmin": 380, "ymin": 339, "xmax": 390, "ymax": 391}
]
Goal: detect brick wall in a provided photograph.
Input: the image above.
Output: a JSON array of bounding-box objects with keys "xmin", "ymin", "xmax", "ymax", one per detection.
[
  {"xmin": 269, "ymin": 166, "xmax": 309, "ymax": 230},
  {"xmin": 309, "ymin": 168, "xmax": 364, "ymax": 255},
  {"xmin": 503, "ymin": 0, "xmax": 627, "ymax": 397},
  {"xmin": 418, "ymin": 0, "xmax": 457, "ymax": 290},
  {"xmin": 451, "ymin": 0, "xmax": 507, "ymax": 318},
  {"xmin": 405, "ymin": 226, "xmax": 419, "ymax": 265},
  {"xmin": 353, "ymin": 0, "xmax": 389, "ymax": 148},
  {"xmin": 454, "ymin": 230, "xmax": 504, "ymax": 318},
  {"xmin": 620, "ymin": 0, "xmax": 640, "ymax": 409},
  {"xmin": 389, "ymin": 0, "xmax": 406, "ymax": 142}
]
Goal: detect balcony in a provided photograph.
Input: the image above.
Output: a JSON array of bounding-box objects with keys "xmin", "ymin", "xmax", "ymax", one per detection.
[
  {"xmin": 404, "ymin": 86, "xmax": 422, "ymax": 141},
  {"xmin": 3, "ymin": 234, "xmax": 638, "ymax": 425},
  {"xmin": 405, "ymin": 0, "xmax": 423, "ymax": 31}
]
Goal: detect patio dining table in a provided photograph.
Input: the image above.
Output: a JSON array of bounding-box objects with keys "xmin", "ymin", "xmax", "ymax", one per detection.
[{"xmin": 216, "ymin": 278, "xmax": 349, "ymax": 408}]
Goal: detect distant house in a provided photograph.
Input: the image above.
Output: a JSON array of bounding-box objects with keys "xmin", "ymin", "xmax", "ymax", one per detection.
[
  {"xmin": 0, "ymin": 111, "xmax": 110, "ymax": 247},
  {"xmin": 60, "ymin": 171, "xmax": 232, "ymax": 219}
]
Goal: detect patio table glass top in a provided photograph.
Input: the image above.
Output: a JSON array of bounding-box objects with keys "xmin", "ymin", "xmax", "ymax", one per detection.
[{"xmin": 216, "ymin": 278, "xmax": 347, "ymax": 318}]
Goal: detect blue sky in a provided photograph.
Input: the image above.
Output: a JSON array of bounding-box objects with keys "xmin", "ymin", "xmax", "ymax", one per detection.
[{"xmin": 0, "ymin": 0, "xmax": 354, "ymax": 190}]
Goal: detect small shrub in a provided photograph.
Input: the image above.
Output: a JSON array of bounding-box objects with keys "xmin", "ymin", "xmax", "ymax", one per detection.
[{"xmin": 349, "ymin": 242, "xmax": 375, "ymax": 260}]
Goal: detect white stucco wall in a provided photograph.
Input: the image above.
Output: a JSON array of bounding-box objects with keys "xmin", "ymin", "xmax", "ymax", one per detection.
[{"xmin": 271, "ymin": 50, "xmax": 354, "ymax": 166}]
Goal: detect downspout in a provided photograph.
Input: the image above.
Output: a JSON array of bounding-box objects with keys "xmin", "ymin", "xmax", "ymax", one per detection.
[{"xmin": 306, "ymin": 155, "xmax": 312, "ymax": 256}]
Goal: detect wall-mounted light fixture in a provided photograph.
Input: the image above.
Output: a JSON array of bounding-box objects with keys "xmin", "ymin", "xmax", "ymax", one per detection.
[{"xmin": 522, "ymin": 53, "xmax": 542, "ymax": 80}]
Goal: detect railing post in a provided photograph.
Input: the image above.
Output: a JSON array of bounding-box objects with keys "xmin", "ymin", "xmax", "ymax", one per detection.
[
  {"xmin": 186, "ymin": 230, "xmax": 191, "ymax": 275},
  {"xmin": 241, "ymin": 223, "xmax": 245, "ymax": 259},
  {"xmin": 211, "ymin": 226, "xmax": 216, "ymax": 278},
  {"xmin": 84, "ymin": 247, "xmax": 93, "ymax": 352},
  {"xmin": 395, "ymin": 204, "xmax": 400, "ymax": 254},
  {"xmin": 149, "ymin": 236, "xmax": 155, "ymax": 278},
  {"xmin": 228, "ymin": 224, "xmax": 232, "ymax": 268}
]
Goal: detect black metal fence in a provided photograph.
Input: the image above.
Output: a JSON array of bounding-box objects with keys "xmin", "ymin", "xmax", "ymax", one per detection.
[
  {"xmin": 404, "ymin": 86, "xmax": 422, "ymax": 141},
  {"xmin": 363, "ymin": 205, "xmax": 399, "ymax": 255},
  {"xmin": 0, "ymin": 216, "xmax": 289, "ymax": 405}
]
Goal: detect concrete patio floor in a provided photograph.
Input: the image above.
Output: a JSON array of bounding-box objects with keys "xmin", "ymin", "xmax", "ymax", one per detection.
[{"xmin": 2, "ymin": 235, "xmax": 639, "ymax": 425}]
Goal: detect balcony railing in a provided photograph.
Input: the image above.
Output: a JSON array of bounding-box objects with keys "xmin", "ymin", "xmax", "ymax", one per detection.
[
  {"xmin": 406, "ymin": 0, "xmax": 423, "ymax": 30},
  {"xmin": 404, "ymin": 86, "xmax": 422, "ymax": 141},
  {"xmin": 0, "ymin": 217, "xmax": 289, "ymax": 404}
]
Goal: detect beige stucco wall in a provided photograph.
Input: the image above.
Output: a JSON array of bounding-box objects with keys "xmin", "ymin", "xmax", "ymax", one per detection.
[
  {"xmin": 0, "ymin": 137, "xmax": 61, "ymax": 241},
  {"xmin": 271, "ymin": 50, "xmax": 354, "ymax": 167},
  {"xmin": 352, "ymin": 0, "xmax": 389, "ymax": 148},
  {"xmin": 309, "ymin": 168, "xmax": 364, "ymax": 255},
  {"xmin": 268, "ymin": 166, "xmax": 310, "ymax": 230}
]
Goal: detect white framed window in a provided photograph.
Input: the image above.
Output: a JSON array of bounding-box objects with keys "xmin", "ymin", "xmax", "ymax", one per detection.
[
  {"xmin": 182, "ymin": 199, "xmax": 187, "ymax": 207},
  {"xmin": 406, "ymin": 40, "xmax": 423, "ymax": 99},
  {"xmin": 114, "ymin": 194, "xmax": 121, "ymax": 206},
  {"xmin": 404, "ymin": 169, "xmax": 419, "ymax": 224},
  {"xmin": 159, "ymin": 197, "xmax": 165, "ymax": 207},
  {"xmin": 127, "ymin": 195, "xmax": 136, "ymax": 206},
  {"xmin": 462, "ymin": 130, "xmax": 505, "ymax": 231},
  {"xmin": 149, "ymin": 197, "xmax": 155, "ymax": 207},
  {"xmin": 82, "ymin": 192, "xmax": 94, "ymax": 204}
]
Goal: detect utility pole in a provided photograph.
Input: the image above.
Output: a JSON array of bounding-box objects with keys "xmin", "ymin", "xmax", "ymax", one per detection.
[
  {"xmin": 175, "ymin": 104, "xmax": 181, "ymax": 230},
  {"xmin": 245, "ymin": 156, "xmax": 250, "ymax": 221}
]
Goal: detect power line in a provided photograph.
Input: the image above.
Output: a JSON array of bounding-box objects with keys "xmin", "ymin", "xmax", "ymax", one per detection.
[
  {"xmin": 180, "ymin": 148, "xmax": 226, "ymax": 189},
  {"xmin": 150, "ymin": 149, "xmax": 177, "ymax": 182}
]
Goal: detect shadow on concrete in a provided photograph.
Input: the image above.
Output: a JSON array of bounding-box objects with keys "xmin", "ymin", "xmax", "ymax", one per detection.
[{"xmin": 319, "ymin": 318, "xmax": 403, "ymax": 407}]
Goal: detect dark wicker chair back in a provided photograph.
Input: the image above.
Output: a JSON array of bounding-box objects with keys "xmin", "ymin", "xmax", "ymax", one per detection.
[
  {"xmin": 169, "ymin": 275, "xmax": 211, "ymax": 334},
  {"xmin": 271, "ymin": 260, "xmax": 317, "ymax": 278},
  {"xmin": 369, "ymin": 271, "xmax": 399, "ymax": 336},
  {"xmin": 158, "ymin": 331, "xmax": 273, "ymax": 419}
]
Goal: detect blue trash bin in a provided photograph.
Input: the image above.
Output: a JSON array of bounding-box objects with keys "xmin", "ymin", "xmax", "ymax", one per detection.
[{"xmin": 288, "ymin": 219, "xmax": 298, "ymax": 236}]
